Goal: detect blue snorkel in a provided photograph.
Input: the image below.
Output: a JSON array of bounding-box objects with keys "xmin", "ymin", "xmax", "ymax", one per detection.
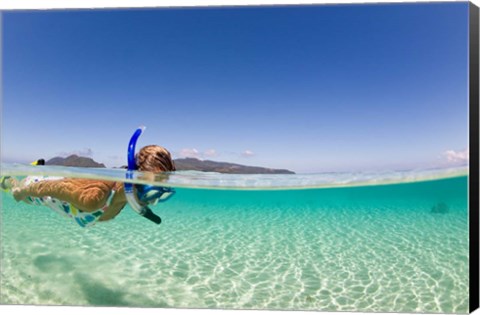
[
  {"xmin": 124, "ymin": 126, "xmax": 163, "ymax": 224},
  {"xmin": 127, "ymin": 127, "xmax": 144, "ymax": 172}
]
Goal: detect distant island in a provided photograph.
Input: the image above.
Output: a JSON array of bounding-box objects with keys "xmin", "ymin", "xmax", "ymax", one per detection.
[
  {"xmin": 45, "ymin": 155, "xmax": 295, "ymax": 174},
  {"xmin": 46, "ymin": 155, "xmax": 106, "ymax": 168},
  {"xmin": 174, "ymin": 158, "xmax": 295, "ymax": 174}
]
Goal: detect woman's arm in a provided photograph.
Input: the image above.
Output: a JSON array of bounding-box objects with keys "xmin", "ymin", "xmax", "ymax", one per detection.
[{"xmin": 13, "ymin": 179, "xmax": 115, "ymax": 212}]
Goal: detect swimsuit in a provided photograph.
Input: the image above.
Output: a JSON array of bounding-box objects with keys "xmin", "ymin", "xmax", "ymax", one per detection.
[{"xmin": 23, "ymin": 176, "xmax": 116, "ymax": 228}]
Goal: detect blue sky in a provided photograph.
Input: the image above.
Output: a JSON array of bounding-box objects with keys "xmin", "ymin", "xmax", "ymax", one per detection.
[{"xmin": 1, "ymin": 2, "xmax": 470, "ymax": 173}]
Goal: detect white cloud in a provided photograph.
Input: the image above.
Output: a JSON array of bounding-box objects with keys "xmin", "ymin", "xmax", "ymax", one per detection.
[
  {"xmin": 242, "ymin": 150, "xmax": 255, "ymax": 157},
  {"xmin": 204, "ymin": 149, "xmax": 217, "ymax": 158},
  {"xmin": 179, "ymin": 148, "xmax": 200, "ymax": 159},
  {"xmin": 178, "ymin": 148, "xmax": 219, "ymax": 159},
  {"xmin": 57, "ymin": 148, "xmax": 94, "ymax": 157},
  {"xmin": 443, "ymin": 148, "xmax": 469, "ymax": 164},
  {"xmin": 177, "ymin": 148, "xmax": 255, "ymax": 160}
]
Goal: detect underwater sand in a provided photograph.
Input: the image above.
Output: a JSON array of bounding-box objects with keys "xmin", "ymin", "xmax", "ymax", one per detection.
[{"xmin": 0, "ymin": 166, "xmax": 470, "ymax": 313}]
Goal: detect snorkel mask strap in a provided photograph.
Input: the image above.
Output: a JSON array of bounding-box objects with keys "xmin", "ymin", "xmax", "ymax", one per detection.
[{"xmin": 125, "ymin": 126, "xmax": 162, "ymax": 225}]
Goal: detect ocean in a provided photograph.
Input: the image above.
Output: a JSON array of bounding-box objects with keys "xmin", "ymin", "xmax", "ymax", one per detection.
[{"xmin": 0, "ymin": 164, "xmax": 470, "ymax": 313}]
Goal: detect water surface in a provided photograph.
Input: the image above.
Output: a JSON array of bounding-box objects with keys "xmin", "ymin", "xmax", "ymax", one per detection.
[{"xmin": 0, "ymin": 165, "xmax": 470, "ymax": 313}]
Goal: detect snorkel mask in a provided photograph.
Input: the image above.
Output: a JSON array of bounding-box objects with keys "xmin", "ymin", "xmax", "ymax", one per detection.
[{"xmin": 124, "ymin": 126, "xmax": 175, "ymax": 224}]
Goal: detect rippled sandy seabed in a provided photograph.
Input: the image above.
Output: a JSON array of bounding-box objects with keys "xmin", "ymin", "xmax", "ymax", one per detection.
[{"xmin": 0, "ymin": 176, "xmax": 469, "ymax": 313}]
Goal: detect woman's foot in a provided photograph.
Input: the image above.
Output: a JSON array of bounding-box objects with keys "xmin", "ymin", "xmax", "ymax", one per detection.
[{"xmin": 1, "ymin": 176, "xmax": 17, "ymax": 191}]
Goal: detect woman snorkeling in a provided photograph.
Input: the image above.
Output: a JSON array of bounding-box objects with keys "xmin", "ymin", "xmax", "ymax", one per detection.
[{"xmin": 3, "ymin": 127, "xmax": 176, "ymax": 227}]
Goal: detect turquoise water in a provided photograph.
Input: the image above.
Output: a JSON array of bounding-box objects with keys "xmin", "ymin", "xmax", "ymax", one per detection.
[{"xmin": 0, "ymin": 165, "xmax": 470, "ymax": 313}]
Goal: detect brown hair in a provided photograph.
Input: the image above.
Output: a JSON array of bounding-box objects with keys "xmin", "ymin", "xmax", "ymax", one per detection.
[{"xmin": 136, "ymin": 145, "xmax": 176, "ymax": 173}]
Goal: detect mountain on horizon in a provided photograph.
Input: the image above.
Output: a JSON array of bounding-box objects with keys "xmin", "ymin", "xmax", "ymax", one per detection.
[
  {"xmin": 174, "ymin": 157, "xmax": 295, "ymax": 174},
  {"xmin": 44, "ymin": 155, "xmax": 295, "ymax": 174},
  {"xmin": 46, "ymin": 155, "xmax": 106, "ymax": 168}
]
